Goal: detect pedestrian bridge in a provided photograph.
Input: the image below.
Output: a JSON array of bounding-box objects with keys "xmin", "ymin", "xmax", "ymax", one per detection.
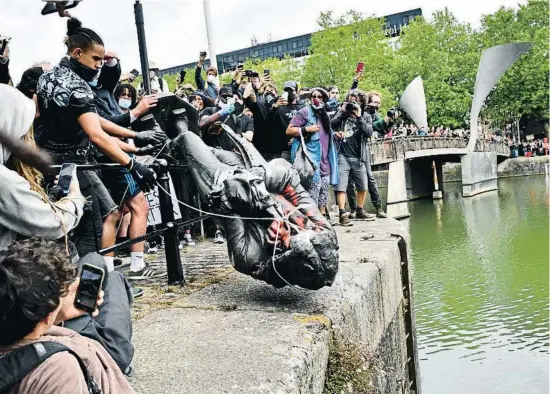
[
  {"xmin": 369, "ymin": 137, "xmax": 510, "ymax": 166},
  {"xmin": 366, "ymin": 137, "xmax": 510, "ymax": 219}
]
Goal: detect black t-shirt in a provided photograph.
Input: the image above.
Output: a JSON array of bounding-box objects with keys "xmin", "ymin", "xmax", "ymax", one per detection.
[
  {"xmin": 36, "ymin": 62, "xmax": 97, "ymax": 156},
  {"xmin": 239, "ymin": 114, "xmax": 254, "ymax": 134},
  {"xmin": 265, "ymin": 103, "xmax": 302, "ymax": 154},
  {"xmin": 331, "ymin": 111, "xmax": 372, "ymax": 158}
]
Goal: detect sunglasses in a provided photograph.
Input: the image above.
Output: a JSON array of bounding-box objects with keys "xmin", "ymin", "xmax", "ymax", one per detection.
[{"xmin": 311, "ymin": 95, "xmax": 323, "ymax": 99}]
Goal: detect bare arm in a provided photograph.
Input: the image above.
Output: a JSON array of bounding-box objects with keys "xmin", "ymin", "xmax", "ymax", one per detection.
[
  {"xmin": 199, "ymin": 111, "xmax": 225, "ymax": 130},
  {"xmin": 78, "ymin": 113, "xmax": 132, "ymax": 166},
  {"xmin": 99, "ymin": 116, "xmax": 136, "ymax": 139}
]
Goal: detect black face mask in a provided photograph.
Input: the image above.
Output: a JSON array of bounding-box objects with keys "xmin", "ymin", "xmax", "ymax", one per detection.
[
  {"xmin": 287, "ymin": 92, "xmax": 296, "ymax": 104},
  {"xmin": 62, "ymin": 56, "xmax": 101, "ymax": 82},
  {"xmin": 264, "ymin": 92, "xmax": 277, "ymax": 108},
  {"xmin": 365, "ymin": 105, "xmax": 376, "ymax": 115},
  {"xmin": 234, "ymin": 102, "xmax": 243, "ymax": 116}
]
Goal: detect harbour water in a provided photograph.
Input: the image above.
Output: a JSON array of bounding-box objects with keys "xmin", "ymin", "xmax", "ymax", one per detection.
[{"xmin": 406, "ymin": 176, "xmax": 549, "ymax": 394}]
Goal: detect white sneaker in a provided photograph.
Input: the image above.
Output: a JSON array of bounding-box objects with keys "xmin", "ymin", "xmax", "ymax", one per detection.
[
  {"xmin": 146, "ymin": 242, "xmax": 158, "ymax": 254},
  {"xmin": 183, "ymin": 233, "xmax": 196, "ymax": 246},
  {"xmin": 213, "ymin": 231, "xmax": 225, "ymax": 244}
]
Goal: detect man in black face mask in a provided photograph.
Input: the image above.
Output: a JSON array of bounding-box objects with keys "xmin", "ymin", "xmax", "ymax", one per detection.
[
  {"xmin": 364, "ymin": 91, "xmax": 399, "ymax": 139},
  {"xmin": 263, "ymin": 80, "xmax": 303, "ymax": 162}
]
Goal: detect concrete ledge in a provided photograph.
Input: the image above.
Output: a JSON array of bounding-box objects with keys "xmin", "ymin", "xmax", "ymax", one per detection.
[{"xmin": 131, "ymin": 219, "xmax": 413, "ymax": 394}]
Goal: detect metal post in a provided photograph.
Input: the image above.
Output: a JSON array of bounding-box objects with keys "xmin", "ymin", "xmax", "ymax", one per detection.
[
  {"xmin": 157, "ymin": 169, "xmax": 185, "ymax": 285},
  {"xmin": 134, "ymin": 0, "xmax": 151, "ymax": 95},
  {"xmin": 203, "ymin": 0, "xmax": 218, "ymax": 70}
]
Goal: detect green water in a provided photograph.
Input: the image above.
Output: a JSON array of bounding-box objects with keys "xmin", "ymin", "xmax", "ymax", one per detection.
[{"xmin": 404, "ymin": 176, "xmax": 549, "ymax": 394}]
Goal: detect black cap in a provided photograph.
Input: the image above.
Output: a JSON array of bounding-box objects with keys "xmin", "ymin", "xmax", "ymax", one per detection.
[{"xmin": 219, "ymin": 86, "xmax": 233, "ymax": 97}]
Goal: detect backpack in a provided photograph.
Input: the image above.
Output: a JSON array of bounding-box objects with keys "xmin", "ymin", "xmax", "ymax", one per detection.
[{"xmin": 0, "ymin": 341, "xmax": 101, "ymax": 394}]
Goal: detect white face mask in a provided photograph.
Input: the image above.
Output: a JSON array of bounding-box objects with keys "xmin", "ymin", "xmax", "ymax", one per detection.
[
  {"xmin": 119, "ymin": 98, "xmax": 132, "ymax": 109},
  {"xmin": 207, "ymin": 74, "xmax": 216, "ymax": 84}
]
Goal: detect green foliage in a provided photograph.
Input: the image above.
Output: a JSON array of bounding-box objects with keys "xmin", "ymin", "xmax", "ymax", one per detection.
[
  {"xmin": 389, "ymin": 9, "xmax": 481, "ymax": 128},
  {"xmin": 478, "ymin": 0, "xmax": 550, "ymax": 126}
]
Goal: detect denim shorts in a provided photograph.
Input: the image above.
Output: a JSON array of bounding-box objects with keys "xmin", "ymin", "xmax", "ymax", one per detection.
[{"xmin": 335, "ymin": 154, "xmax": 368, "ymax": 192}]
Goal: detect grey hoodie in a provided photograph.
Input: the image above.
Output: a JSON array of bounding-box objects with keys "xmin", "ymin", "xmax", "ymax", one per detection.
[{"xmin": 0, "ymin": 84, "xmax": 84, "ymax": 250}]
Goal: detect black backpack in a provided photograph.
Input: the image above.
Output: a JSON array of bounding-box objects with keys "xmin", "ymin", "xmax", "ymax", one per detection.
[{"xmin": 0, "ymin": 341, "xmax": 101, "ymax": 394}]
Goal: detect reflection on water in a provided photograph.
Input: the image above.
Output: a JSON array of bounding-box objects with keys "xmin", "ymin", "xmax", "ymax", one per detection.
[{"xmin": 407, "ymin": 176, "xmax": 549, "ymax": 394}]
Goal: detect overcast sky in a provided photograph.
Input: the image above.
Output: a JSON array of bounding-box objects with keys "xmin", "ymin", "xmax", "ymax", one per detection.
[{"xmin": 3, "ymin": 0, "xmax": 526, "ymax": 82}]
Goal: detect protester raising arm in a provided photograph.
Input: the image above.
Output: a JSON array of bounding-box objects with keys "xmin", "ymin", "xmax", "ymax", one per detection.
[{"xmin": 195, "ymin": 52, "xmax": 206, "ymax": 92}]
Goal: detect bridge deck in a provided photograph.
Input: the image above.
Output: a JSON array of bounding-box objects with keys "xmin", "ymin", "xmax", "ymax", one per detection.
[{"xmin": 369, "ymin": 137, "xmax": 509, "ymax": 165}]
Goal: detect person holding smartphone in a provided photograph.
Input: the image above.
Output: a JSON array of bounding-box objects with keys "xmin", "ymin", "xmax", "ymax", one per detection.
[
  {"xmin": 0, "ymin": 238, "xmax": 135, "ymax": 393},
  {"xmin": 195, "ymin": 51, "xmax": 219, "ymax": 99}
]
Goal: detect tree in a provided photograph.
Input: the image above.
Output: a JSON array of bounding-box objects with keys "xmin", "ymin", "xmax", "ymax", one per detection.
[
  {"xmin": 389, "ymin": 9, "xmax": 481, "ymax": 128},
  {"xmin": 302, "ymin": 11, "xmax": 398, "ymax": 113},
  {"xmin": 478, "ymin": 0, "xmax": 549, "ymax": 127}
]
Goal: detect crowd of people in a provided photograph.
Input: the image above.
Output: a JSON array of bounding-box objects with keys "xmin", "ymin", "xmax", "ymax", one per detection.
[
  {"xmin": 0, "ymin": 14, "xmax": 400, "ymax": 392},
  {"xmin": 4, "ymin": 9, "xmax": 546, "ymax": 392},
  {"xmin": 508, "ymin": 137, "xmax": 548, "ymax": 158}
]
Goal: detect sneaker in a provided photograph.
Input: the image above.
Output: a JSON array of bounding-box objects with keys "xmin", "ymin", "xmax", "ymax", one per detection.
[
  {"xmin": 355, "ymin": 210, "xmax": 376, "ymax": 221},
  {"xmin": 348, "ymin": 211, "xmax": 356, "ymax": 220},
  {"xmin": 376, "ymin": 207, "xmax": 388, "ymax": 218},
  {"xmin": 128, "ymin": 263, "xmax": 166, "ymax": 280},
  {"xmin": 213, "ymin": 230, "xmax": 225, "ymax": 244},
  {"xmin": 146, "ymin": 242, "xmax": 158, "ymax": 254},
  {"xmin": 339, "ymin": 213, "xmax": 353, "ymax": 227},
  {"xmin": 183, "ymin": 233, "xmax": 196, "ymax": 246},
  {"xmin": 132, "ymin": 287, "xmax": 144, "ymax": 299}
]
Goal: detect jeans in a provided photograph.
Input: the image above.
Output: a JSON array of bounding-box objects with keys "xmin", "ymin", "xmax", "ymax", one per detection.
[{"xmin": 364, "ymin": 147, "xmax": 381, "ymax": 209}]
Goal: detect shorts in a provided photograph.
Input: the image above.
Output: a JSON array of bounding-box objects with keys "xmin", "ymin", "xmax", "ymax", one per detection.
[
  {"xmin": 102, "ymin": 168, "xmax": 142, "ymax": 206},
  {"xmin": 308, "ymin": 175, "xmax": 330, "ymax": 207},
  {"xmin": 335, "ymin": 154, "xmax": 368, "ymax": 192}
]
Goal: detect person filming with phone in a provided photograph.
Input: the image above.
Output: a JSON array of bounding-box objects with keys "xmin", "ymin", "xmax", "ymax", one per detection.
[
  {"xmin": 195, "ymin": 51, "xmax": 219, "ymax": 100},
  {"xmin": 0, "ymin": 238, "xmax": 135, "ymax": 394},
  {"xmin": 0, "ymin": 84, "xmax": 135, "ymax": 386}
]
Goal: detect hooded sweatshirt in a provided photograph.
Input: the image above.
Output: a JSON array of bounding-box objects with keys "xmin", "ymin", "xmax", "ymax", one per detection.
[
  {"xmin": 0, "ymin": 84, "xmax": 85, "ymax": 251},
  {"xmin": 0, "ymin": 326, "xmax": 135, "ymax": 394}
]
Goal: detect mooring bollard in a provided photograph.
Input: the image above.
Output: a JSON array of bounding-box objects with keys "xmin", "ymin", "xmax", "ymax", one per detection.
[{"xmin": 156, "ymin": 163, "xmax": 185, "ymax": 285}]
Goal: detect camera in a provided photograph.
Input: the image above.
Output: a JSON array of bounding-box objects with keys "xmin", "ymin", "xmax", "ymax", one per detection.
[
  {"xmin": 200, "ymin": 51, "xmax": 207, "ymax": 57},
  {"xmin": 365, "ymin": 105, "xmax": 376, "ymax": 115},
  {"xmin": 345, "ymin": 102, "xmax": 356, "ymax": 113},
  {"xmin": 244, "ymin": 70, "xmax": 259, "ymax": 78},
  {"xmin": 387, "ymin": 106, "xmax": 399, "ymax": 118}
]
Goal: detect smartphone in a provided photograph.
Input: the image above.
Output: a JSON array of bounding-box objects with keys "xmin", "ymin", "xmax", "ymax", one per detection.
[
  {"xmin": 237, "ymin": 62, "xmax": 244, "ymax": 70},
  {"xmin": 74, "ymin": 264, "xmax": 105, "ymax": 314},
  {"xmin": 355, "ymin": 62, "xmax": 365, "ymax": 74},
  {"xmin": 130, "ymin": 69, "xmax": 140, "ymax": 77},
  {"xmin": 58, "ymin": 163, "xmax": 76, "ymax": 196},
  {"xmin": 263, "ymin": 69, "xmax": 270, "ymax": 76},
  {"xmin": 200, "ymin": 51, "xmax": 207, "ymax": 57},
  {"xmin": 281, "ymin": 92, "xmax": 289, "ymax": 101},
  {"xmin": 179, "ymin": 69, "xmax": 186, "ymax": 81}
]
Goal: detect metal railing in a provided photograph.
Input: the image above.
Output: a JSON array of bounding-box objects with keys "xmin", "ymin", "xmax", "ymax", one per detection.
[{"xmin": 368, "ymin": 137, "xmax": 510, "ymax": 165}]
